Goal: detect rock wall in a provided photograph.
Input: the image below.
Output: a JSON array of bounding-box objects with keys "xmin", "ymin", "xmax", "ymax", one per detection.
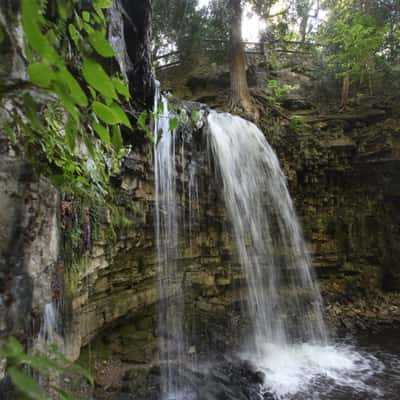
[
  {"xmin": 0, "ymin": 0, "xmax": 60, "ymax": 350},
  {"xmin": 65, "ymin": 115, "xmax": 247, "ymax": 364}
]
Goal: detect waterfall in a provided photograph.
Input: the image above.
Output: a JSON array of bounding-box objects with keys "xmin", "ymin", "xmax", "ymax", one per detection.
[
  {"xmin": 207, "ymin": 111, "xmax": 327, "ymax": 351},
  {"xmin": 151, "ymin": 104, "xmax": 387, "ymax": 400},
  {"xmin": 37, "ymin": 303, "xmax": 58, "ymax": 349},
  {"xmin": 154, "ymin": 83, "xmax": 188, "ymax": 399}
]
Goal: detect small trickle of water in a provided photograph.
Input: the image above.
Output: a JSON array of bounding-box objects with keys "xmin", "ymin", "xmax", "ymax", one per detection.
[
  {"xmin": 37, "ymin": 302, "xmax": 61, "ymax": 350},
  {"xmin": 154, "ymin": 83, "xmax": 187, "ymax": 399}
]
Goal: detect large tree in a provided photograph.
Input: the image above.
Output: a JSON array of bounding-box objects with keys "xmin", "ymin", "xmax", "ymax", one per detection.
[
  {"xmin": 226, "ymin": 0, "xmax": 279, "ymax": 118},
  {"xmin": 320, "ymin": 0, "xmax": 394, "ymax": 110},
  {"xmin": 227, "ymin": 0, "xmax": 257, "ymax": 117}
]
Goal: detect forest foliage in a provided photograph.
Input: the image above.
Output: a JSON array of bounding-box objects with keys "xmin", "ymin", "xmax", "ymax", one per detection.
[{"xmin": 153, "ymin": 0, "xmax": 400, "ymax": 105}]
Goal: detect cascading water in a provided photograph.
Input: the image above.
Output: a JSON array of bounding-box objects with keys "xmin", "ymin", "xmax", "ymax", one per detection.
[
  {"xmin": 152, "ymin": 83, "xmax": 386, "ymax": 399},
  {"xmin": 207, "ymin": 111, "xmax": 327, "ymax": 349},
  {"xmin": 37, "ymin": 302, "xmax": 59, "ymax": 349},
  {"xmin": 154, "ymin": 83, "xmax": 189, "ymax": 399},
  {"xmin": 206, "ymin": 111, "xmax": 383, "ymax": 399}
]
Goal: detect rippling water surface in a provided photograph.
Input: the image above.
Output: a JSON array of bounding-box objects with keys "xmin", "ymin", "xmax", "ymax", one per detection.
[{"xmin": 244, "ymin": 329, "xmax": 400, "ymax": 400}]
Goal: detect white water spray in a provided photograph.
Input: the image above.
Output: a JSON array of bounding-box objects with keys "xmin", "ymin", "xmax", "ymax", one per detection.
[{"xmin": 207, "ymin": 111, "xmax": 384, "ymax": 399}]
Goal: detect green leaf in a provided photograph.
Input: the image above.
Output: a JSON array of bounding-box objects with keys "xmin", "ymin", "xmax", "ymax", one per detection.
[
  {"xmin": 55, "ymin": 68, "xmax": 88, "ymax": 108},
  {"xmin": 113, "ymin": 78, "xmax": 131, "ymax": 100},
  {"xmin": 137, "ymin": 111, "xmax": 155, "ymax": 144},
  {"xmin": 111, "ymin": 126, "xmax": 123, "ymax": 152},
  {"xmin": 82, "ymin": 11, "xmax": 91, "ymax": 23},
  {"xmin": 137, "ymin": 110, "xmax": 147, "ymax": 130},
  {"xmin": 92, "ymin": 101, "xmax": 120, "ymax": 125},
  {"xmin": 93, "ymin": 0, "xmax": 113, "ymax": 8},
  {"xmin": 109, "ymin": 103, "xmax": 131, "ymax": 128},
  {"xmin": 57, "ymin": 0, "xmax": 72, "ymax": 20},
  {"xmin": 190, "ymin": 110, "xmax": 199, "ymax": 122},
  {"xmin": 50, "ymin": 175, "xmax": 66, "ymax": 187},
  {"xmin": 88, "ymin": 31, "xmax": 115, "ymax": 57},
  {"xmin": 8, "ymin": 367, "xmax": 49, "ymax": 400},
  {"xmin": 0, "ymin": 337, "xmax": 24, "ymax": 358},
  {"xmin": 53, "ymin": 83, "xmax": 79, "ymax": 120},
  {"xmin": 28, "ymin": 62, "xmax": 54, "ymax": 88},
  {"xmin": 68, "ymin": 24, "xmax": 80, "ymax": 45},
  {"xmin": 22, "ymin": 93, "xmax": 41, "ymax": 130},
  {"xmin": 93, "ymin": 122, "xmax": 111, "ymax": 146},
  {"xmin": 169, "ymin": 117, "xmax": 178, "ymax": 132},
  {"xmin": 21, "ymin": 0, "xmax": 58, "ymax": 63},
  {"xmin": 83, "ymin": 22, "xmax": 94, "ymax": 35},
  {"xmin": 82, "ymin": 58, "xmax": 117, "ymax": 100},
  {"xmin": 22, "ymin": 353, "xmax": 63, "ymax": 375},
  {"xmin": 84, "ymin": 136, "xmax": 96, "ymax": 159},
  {"xmin": 65, "ymin": 119, "xmax": 77, "ymax": 150}
]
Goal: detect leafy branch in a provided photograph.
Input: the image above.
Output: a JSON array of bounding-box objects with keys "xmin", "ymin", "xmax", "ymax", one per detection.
[{"xmin": 0, "ymin": 0, "xmax": 135, "ymax": 201}]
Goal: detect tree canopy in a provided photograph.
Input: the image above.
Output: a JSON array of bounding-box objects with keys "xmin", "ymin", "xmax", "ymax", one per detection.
[{"xmin": 152, "ymin": 0, "xmax": 400, "ymax": 113}]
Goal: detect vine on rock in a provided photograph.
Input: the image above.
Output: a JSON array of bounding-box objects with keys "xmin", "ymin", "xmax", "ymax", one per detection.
[{"xmin": 1, "ymin": 0, "xmax": 134, "ymax": 201}]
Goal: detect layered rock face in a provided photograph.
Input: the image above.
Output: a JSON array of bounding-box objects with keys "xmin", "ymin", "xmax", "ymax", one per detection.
[
  {"xmin": 66, "ymin": 116, "xmax": 248, "ymax": 364},
  {"xmin": 159, "ymin": 52, "xmax": 400, "ymax": 330},
  {"xmin": 274, "ymin": 111, "xmax": 400, "ymax": 328}
]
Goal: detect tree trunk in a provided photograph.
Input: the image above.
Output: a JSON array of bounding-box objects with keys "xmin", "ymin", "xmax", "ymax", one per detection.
[
  {"xmin": 299, "ymin": 15, "xmax": 309, "ymax": 42},
  {"xmin": 118, "ymin": 0, "xmax": 154, "ymax": 109},
  {"xmin": 228, "ymin": 0, "xmax": 258, "ymax": 120},
  {"xmin": 339, "ymin": 74, "xmax": 350, "ymax": 112}
]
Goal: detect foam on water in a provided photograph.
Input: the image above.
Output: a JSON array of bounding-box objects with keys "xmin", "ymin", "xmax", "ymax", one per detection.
[{"xmin": 246, "ymin": 342, "xmax": 384, "ymax": 399}]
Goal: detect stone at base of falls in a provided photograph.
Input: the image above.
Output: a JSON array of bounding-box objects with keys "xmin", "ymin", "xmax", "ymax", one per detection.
[{"xmin": 100, "ymin": 356, "xmax": 273, "ymax": 400}]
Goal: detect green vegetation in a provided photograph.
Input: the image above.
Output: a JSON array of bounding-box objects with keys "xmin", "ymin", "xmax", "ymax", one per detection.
[
  {"xmin": 153, "ymin": 0, "xmax": 400, "ymax": 111},
  {"xmin": 266, "ymin": 79, "xmax": 294, "ymax": 106},
  {"xmin": 319, "ymin": 0, "xmax": 393, "ymax": 109},
  {"xmin": 0, "ymin": 337, "xmax": 92, "ymax": 400},
  {"xmin": 1, "ymin": 0, "xmax": 133, "ymax": 201}
]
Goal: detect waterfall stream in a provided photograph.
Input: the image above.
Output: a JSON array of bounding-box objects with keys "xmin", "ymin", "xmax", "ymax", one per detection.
[
  {"xmin": 206, "ymin": 111, "xmax": 383, "ymax": 399},
  {"xmin": 207, "ymin": 111, "xmax": 327, "ymax": 349},
  {"xmin": 153, "ymin": 100, "xmax": 386, "ymax": 400},
  {"xmin": 154, "ymin": 85, "xmax": 186, "ymax": 399}
]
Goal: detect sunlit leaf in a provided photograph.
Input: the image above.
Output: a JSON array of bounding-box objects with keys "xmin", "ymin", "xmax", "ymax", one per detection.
[
  {"xmin": 88, "ymin": 31, "xmax": 115, "ymax": 57},
  {"xmin": 21, "ymin": 0, "xmax": 58, "ymax": 63},
  {"xmin": 169, "ymin": 117, "xmax": 179, "ymax": 132},
  {"xmin": 110, "ymin": 103, "xmax": 131, "ymax": 128},
  {"xmin": 82, "ymin": 58, "xmax": 117, "ymax": 100},
  {"xmin": 28, "ymin": 62, "xmax": 54, "ymax": 88},
  {"xmin": 92, "ymin": 101, "xmax": 119, "ymax": 125},
  {"xmin": 112, "ymin": 78, "xmax": 131, "ymax": 100},
  {"xmin": 55, "ymin": 68, "xmax": 88, "ymax": 108},
  {"xmin": 93, "ymin": 122, "xmax": 111, "ymax": 146},
  {"xmin": 93, "ymin": 0, "xmax": 113, "ymax": 8},
  {"xmin": 68, "ymin": 24, "xmax": 80, "ymax": 45},
  {"xmin": 82, "ymin": 11, "xmax": 91, "ymax": 22}
]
